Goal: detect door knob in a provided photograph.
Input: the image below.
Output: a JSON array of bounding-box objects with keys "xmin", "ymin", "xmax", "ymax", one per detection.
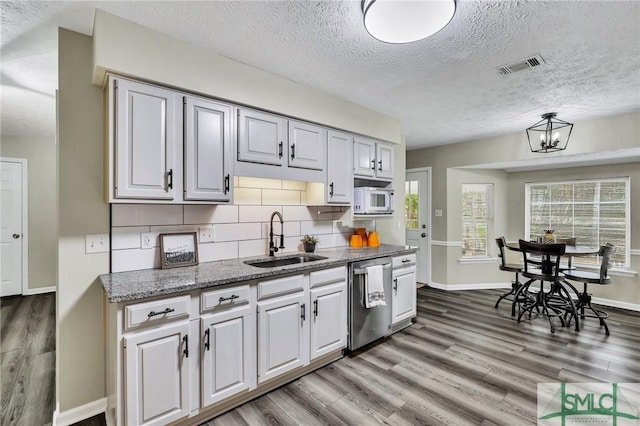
[
  {"xmin": 13, "ymin": 234, "xmax": 20, "ymax": 239},
  {"xmin": 421, "ymin": 233, "xmax": 426, "ymax": 238}
]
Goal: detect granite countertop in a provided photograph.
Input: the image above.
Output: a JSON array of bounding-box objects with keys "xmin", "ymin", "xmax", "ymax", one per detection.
[{"xmin": 100, "ymin": 244, "xmax": 417, "ymax": 303}]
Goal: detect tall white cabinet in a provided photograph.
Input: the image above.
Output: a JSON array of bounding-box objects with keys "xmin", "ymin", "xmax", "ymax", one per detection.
[
  {"xmin": 112, "ymin": 77, "xmax": 178, "ymax": 200},
  {"xmin": 184, "ymin": 96, "xmax": 233, "ymax": 202},
  {"xmin": 326, "ymin": 130, "xmax": 353, "ymax": 204}
]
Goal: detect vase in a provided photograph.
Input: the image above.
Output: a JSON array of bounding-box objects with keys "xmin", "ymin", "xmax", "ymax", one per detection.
[
  {"xmin": 542, "ymin": 229, "xmax": 556, "ymax": 244},
  {"xmin": 303, "ymin": 242, "xmax": 316, "ymax": 253}
]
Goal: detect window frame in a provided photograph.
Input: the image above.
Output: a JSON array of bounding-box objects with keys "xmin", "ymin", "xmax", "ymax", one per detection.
[
  {"xmin": 461, "ymin": 183, "xmax": 493, "ymax": 258},
  {"xmin": 524, "ymin": 177, "xmax": 630, "ymax": 268}
]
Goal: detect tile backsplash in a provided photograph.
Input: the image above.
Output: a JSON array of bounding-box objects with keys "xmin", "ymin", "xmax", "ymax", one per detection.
[{"xmin": 110, "ymin": 177, "xmax": 366, "ymax": 272}]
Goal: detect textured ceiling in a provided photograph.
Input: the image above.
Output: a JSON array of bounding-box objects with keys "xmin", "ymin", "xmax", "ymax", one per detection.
[{"xmin": 1, "ymin": 0, "xmax": 639, "ymax": 150}]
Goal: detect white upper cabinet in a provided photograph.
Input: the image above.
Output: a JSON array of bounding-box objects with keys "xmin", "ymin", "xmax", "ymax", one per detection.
[
  {"xmin": 113, "ymin": 77, "xmax": 178, "ymax": 200},
  {"xmin": 326, "ymin": 130, "xmax": 353, "ymax": 204},
  {"xmin": 184, "ymin": 96, "xmax": 232, "ymax": 202},
  {"xmin": 353, "ymin": 136, "xmax": 394, "ymax": 181},
  {"xmin": 237, "ymin": 109, "xmax": 287, "ymax": 166},
  {"xmin": 376, "ymin": 143, "xmax": 394, "ymax": 180},
  {"xmin": 288, "ymin": 120, "xmax": 326, "ymax": 171}
]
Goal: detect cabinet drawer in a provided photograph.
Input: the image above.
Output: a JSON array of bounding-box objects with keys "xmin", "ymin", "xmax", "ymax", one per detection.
[
  {"xmin": 124, "ymin": 295, "xmax": 190, "ymax": 331},
  {"xmin": 258, "ymin": 274, "xmax": 305, "ymax": 300},
  {"xmin": 201, "ymin": 284, "xmax": 251, "ymax": 313},
  {"xmin": 309, "ymin": 266, "xmax": 346, "ymax": 288},
  {"xmin": 393, "ymin": 253, "xmax": 416, "ymax": 268}
]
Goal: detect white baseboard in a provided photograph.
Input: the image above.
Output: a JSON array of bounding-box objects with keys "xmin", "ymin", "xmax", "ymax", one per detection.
[
  {"xmin": 25, "ymin": 285, "xmax": 56, "ymax": 295},
  {"xmin": 53, "ymin": 398, "xmax": 107, "ymax": 426},
  {"xmin": 427, "ymin": 282, "xmax": 640, "ymax": 312}
]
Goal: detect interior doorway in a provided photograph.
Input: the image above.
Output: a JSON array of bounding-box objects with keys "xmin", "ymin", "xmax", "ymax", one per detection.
[
  {"xmin": 1, "ymin": 158, "xmax": 27, "ymax": 297},
  {"xmin": 405, "ymin": 167, "xmax": 431, "ymax": 284}
]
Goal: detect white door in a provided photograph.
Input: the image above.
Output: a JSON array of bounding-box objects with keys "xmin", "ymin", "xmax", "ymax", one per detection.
[
  {"xmin": 184, "ymin": 96, "xmax": 232, "ymax": 202},
  {"xmin": 237, "ymin": 109, "xmax": 287, "ymax": 166},
  {"xmin": 114, "ymin": 77, "xmax": 177, "ymax": 200},
  {"xmin": 201, "ymin": 305, "xmax": 255, "ymax": 407},
  {"xmin": 310, "ymin": 282, "xmax": 347, "ymax": 360},
  {"xmin": 1, "ymin": 160, "xmax": 24, "ymax": 297},
  {"xmin": 288, "ymin": 120, "xmax": 326, "ymax": 171},
  {"xmin": 353, "ymin": 137, "xmax": 376, "ymax": 177},
  {"xmin": 376, "ymin": 143, "xmax": 394, "ymax": 180},
  {"xmin": 326, "ymin": 130, "xmax": 353, "ymax": 204},
  {"xmin": 257, "ymin": 292, "xmax": 309, "ymax": 383},
  {"xmin": 392, "ymin": 267, "xmax": 417, "ymax": 324},
  {"xmin": 124, "ymin": 322, "xmax": 191, "ymax": 426},
  {"xmin": 405, "ymin": 168, "xmax": 431, "ymax": 284}
]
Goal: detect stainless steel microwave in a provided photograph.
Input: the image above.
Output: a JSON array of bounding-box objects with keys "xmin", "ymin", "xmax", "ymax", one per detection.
[{"xmin": 353, "ymin": 187, "xmax": 394, "ymax": 215}]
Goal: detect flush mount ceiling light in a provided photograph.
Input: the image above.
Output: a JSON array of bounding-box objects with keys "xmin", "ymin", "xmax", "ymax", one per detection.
[
  {"xmin": 362, "ymin": 0, "xmax": 456, "ymax": 44},
  {"xmin": 526, "ymin": 112, "xmax": 574, "ymax": 153}
]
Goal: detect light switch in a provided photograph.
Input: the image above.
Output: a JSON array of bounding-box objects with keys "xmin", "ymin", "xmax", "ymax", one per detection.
[
  {"xmin": 86, "ymin": 234, "xmax": 109, "ymax": 254},
  {"xmin": 435, "ymin": 209, "xmax": 443, "ymax": 217}
]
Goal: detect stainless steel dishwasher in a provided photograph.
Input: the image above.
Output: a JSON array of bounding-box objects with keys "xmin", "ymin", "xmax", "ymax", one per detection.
[{"xmin": 347, "ymin": 257, "xmax": 393, "ymax": 351}]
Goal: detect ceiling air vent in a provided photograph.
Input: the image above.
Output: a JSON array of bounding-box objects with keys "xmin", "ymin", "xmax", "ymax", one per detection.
[{"xmin": 498, "ymin": 55, "xmax": 545, "ymax": 76}]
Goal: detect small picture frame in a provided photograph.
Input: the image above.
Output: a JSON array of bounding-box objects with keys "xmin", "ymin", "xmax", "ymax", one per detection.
[{"xmin": 159, "ymin": 232, "xmax": 198, "ymax": 269}]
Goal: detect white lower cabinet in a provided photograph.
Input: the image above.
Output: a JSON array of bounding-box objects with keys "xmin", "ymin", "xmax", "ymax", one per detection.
[
  {"xmin": 310, "ymin": 282, "xmax": 347, "ymax": 359},
  {"xmin": 392, "ymin": 255, "xmax": 417, "ymax": 325},
  {"xmin": 257, "ymin": 291, "xmax": 309, "ymax": 383},
  {"xmin": 201, "ymin": 303, "xmax": 255, "ymax": 407},
  {"xmin": 124, "ymin": 321, "xmax": 191, "ymax": 426}
]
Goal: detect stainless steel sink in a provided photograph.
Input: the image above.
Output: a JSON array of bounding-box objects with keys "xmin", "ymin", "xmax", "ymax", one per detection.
[{"xmin": 244, "ymin": 254, "xmax": 327, "ymax": 268}]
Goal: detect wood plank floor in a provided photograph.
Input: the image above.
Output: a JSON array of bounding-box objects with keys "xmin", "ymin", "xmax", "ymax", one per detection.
[
  {"xmin": 2, "ymin": 287, "xmax": 638, "ymax": 426},
  {"xmin": 202, "ymin": 287, "xmax": 640, "ymax": 426}
]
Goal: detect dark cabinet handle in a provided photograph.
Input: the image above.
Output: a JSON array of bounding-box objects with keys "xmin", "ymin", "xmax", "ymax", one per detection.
[
  {"xmin": 278, "ymin": 142, "xmax": 283, "ymax": 158},
  {"xmin": 204, "ymin": 329, "xmax": 210, "ymax": 351},
  {"xmin": 313, "ymin": 300, "xmax": 318, "ymax": 317},
  {"xmin": 219, "ymin": 294, "xmax": 239, "ymax": 303},
  {"xmin": 167, "ymin": 169, "xmax": 173, "ymax": 190},
  {"xmin": 371, "ymin": 159, "xmax": 376, "ymax": 170},
  {"xmin": 329, "ymin": 182, "xmax": 334, "ymax": 197},
  {"xmin": 402, "ymin": 259, "xmax": 411, "ymax": 263},
  {"xmin": 378, "ymin": 160, "xmax": 382, "ymax": 171},
  {"xmin": 147, "ymin": 308, "xmax": 175, "ymax": 318},
  {"xmin": 183, "ymin": 335, "xmax": 189, "ymax": 358},
  {"xmin": 301, "ymin": 303, "xmax": 306, "ymax": 321},
  {"xmin": 393, "ymin": 278, "xmax": 398, "ymax": 291},
  {"xmin": 290, "ymin": 144, "xmax": 296, "ymax": 160},
  {"xmin": 224, "ymin": 174, "xmax": 230, "ymax": 194}
]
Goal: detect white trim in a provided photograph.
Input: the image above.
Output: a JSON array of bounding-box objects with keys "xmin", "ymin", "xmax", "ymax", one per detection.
[
  {"xmin": 573, "ymin": 264, "xmax": 638, "ymax": 278},
  {"xmin": 1, "ymin": 157, "xmax": 28, "ymax": 296},
  {"xmin": 630, "ymin": 249, "xmax": 640, "ymax": 256},
  {"xmin": 24, "ymin": 285, "xmax": 56, "ymax": 295},
  {"xmin": 53, "ymin": 398, "xmax": 107, "ymax": 426},
  {"xmin": 458, "ymin": 256, "xmax": 498, "ymax": 265},
  {"xmin": 432, "ymin": 240, "xmax": 461, "ymax": 247},
  {"xmin": 428, "ymin": 282, "xmax": 640, "ymax": 312}
]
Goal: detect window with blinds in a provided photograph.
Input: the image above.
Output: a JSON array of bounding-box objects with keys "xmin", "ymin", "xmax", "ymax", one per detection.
[
  {"xmin": 525, "ymin": 178, "xmax": 629, "ymax": 267},
  {"xmin": 462, "ymin": 184, "xmax": 493, "ymax": 256}
]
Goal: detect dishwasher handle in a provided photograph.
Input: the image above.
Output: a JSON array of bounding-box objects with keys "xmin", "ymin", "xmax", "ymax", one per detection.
[{"xmin": 353, "ymin": 263, "xmax": 392, "ymax": 275}]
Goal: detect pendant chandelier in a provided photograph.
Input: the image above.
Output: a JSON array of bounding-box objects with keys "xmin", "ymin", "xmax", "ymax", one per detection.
[
  {"xmin": 362, "ymin": 0, "xmax": 456, "ymax": 44},
  {"xmin": 526, "ymin": 112, "xmax": 574, "ymax": 153}
]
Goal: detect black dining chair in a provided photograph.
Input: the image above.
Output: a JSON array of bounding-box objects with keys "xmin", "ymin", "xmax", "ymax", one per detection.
[
  {"xmin": 556, "ymin": 237, "xmax": 577, "ymax": 271},
  {"xmin": 563, "ymin": 243, "xmax": 616, "ymax": 335},
  {"xmin": 494, "ymin": 237, "xmax": 526, "ymax": 309},
  {"xmin": 513, "ymin": 240, "xmax": 579, "ymax": 333}
]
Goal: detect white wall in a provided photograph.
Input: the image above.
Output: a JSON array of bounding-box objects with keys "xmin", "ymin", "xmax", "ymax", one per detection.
[{"xmin": 1, "ymin": 136, "xmax": 57, "ymax": 290}]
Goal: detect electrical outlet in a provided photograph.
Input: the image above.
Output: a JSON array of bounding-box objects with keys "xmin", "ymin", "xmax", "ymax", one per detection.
[
  {"xmin": 85, "ymin": 234, "xmax": 109, "ymax": 254},
  {"xmin": 141, "ymin": 233, "xmax": 155, "ymax": 249},
  {"xmin": 199, "ymin": 227, "xmax": 214, "ymax": 243}
]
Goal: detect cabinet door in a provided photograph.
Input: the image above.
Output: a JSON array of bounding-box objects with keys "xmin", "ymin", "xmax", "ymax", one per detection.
[
  {"xmin": 288, "ymin": 120, "xmax": 326, "ymax": 171},
  {"xmin": 310, "ymin": 282, "xmax": 347, "ymax": 360},
  {"xmin": 115, "ymin": 78, "xmax": 177, "ymax": 200},
  {"xmin": 326, "ymin": 131, "xmax": 353, "ymax": 204},
  {"xmin": 376, "ymin": 143, "xmax": 394, "ymax": 180},
  {"xmin": 184, "ymin": 96, "xmax": 232, "ymax": 202},
  {"xmin": 124, "ymin": 322, "xmax": 190, "ymax": 426},
  {"xmin": 201, "ymin": 305, "xmax": 255, "ymax": 407},
  {"xmin": 392, "ymin": 267, "xmax": 417, "ymax": 324},
  {"xmin": 353, "ymin": 137, "xmax": 376, "ymax": 177},
  {"xmin": 237, "ymin": 109, "xmax": 287, "ymax": 166},
  {"xmin": 257, "ymin": 292, "xmax": 309, "ymax": 383}
]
